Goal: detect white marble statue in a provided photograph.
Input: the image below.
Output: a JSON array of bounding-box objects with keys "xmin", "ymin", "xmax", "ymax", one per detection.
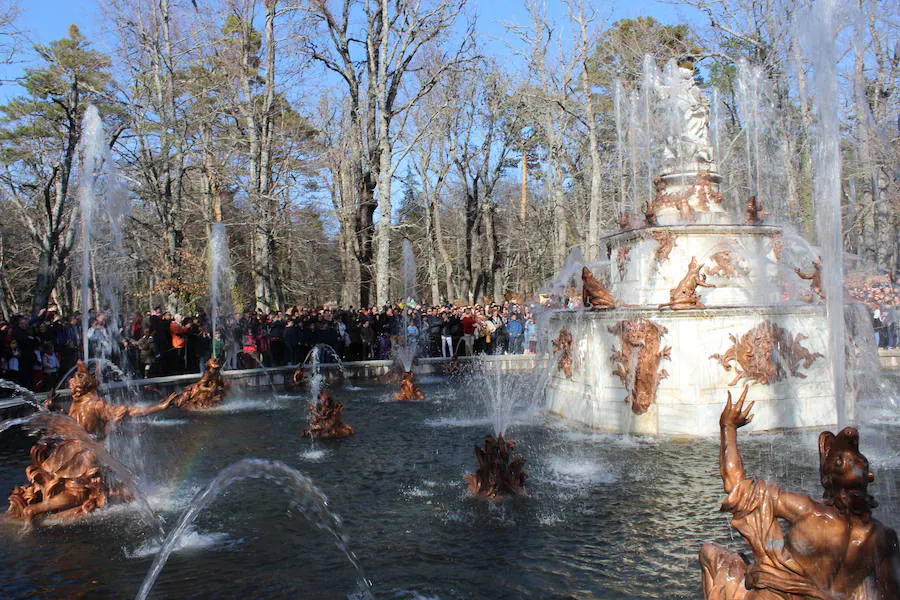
[{"xmin": 660, "ymin": 65, "xmax": 714, "ymax": 168}]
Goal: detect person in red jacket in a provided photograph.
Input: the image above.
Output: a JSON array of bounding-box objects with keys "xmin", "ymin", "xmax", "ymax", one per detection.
[
  {"xmin": 460, "ymin": 310, "xmax": 476, "ymax": 356},
  {"xmin": 170, "ymin": 314, "xmax": 190, "ymax": 374}
]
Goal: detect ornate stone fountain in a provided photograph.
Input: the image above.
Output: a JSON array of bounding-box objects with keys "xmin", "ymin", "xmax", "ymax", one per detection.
[{"xmin": 544, "ymin": 66, "xmax": 836, "ymax": 436}]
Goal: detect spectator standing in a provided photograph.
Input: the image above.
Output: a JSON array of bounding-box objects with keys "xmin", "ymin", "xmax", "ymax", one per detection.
[
  {"xmin": 169, "ymin": 314, "xmax": 190, "ymax": 373},
  {"xmin": 283, "ymin": 318, "xmax": 300, "ymax": 364},
  {"xmin": 524, "ymin": 317, "xmax": 538, "ymax": 354},
  {"xmin": 460, "ymin": 310, "xmax": 476, "ymax": 356},
  {"xmin": 41, "ymin": 342, "xmax": 60, "ymax": 391},
  {"xmin": 440, "ymin": 313, "xmax": 454, "ymax": 358},
  {"xmin": 506, "ymin": 313, "xmax": 524, "ymax": 354}
]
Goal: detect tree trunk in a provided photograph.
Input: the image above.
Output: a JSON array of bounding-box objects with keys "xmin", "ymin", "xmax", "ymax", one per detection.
[
  {"xmin": 551, "ymin": 152, "xmax": 567, "ymax": 271},
  {"xmin": 576, "ymin": 4, "xmax": 604, "ymax": 261},
  {"xmin": 31, "ymin": 247, "xmax": 57, "ymax": 316},
  {"xmin": 423, "ymin": 200, "xmax": 441, "ymax": 304},
  {"xmin": 463, "ymin": 185, "xmax": 479, "ymax": 303},
  {"xmin": 247, "ymin": 0, "xmax": 278, "ymax": 312},
  {"xmin": 355, "ymin": 172, "xmax": 377, "ymax": 307},
  {"xmin": 431, "ymin": 199, "xmax": 456, "ymax": 301},
  {"xmin": 374, "ymin": 132, "xmax": 393, "ymax": 306},
  {"xmin": 484, "ymin": 204, "xmax": 503, "ymax": 301},
  {"xmin": 373, "ymin": 0, "xmax": 393, "ymax": 307}
]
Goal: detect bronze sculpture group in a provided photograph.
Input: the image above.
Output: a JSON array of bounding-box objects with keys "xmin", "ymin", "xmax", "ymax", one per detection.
[
  {"xmin": 465, "ymin": 433, "xmax": 527, "ymax": 499},
  {"xmin": 6, "ymin": 307, "xmax": 899, "ymax": 600},
  {"xmin": 7, "ymin": 359, "xmax": 228, "ymax": 525},
  {"xmin": 7, "ymin": 362, "xmax": 170, "ymax": 524},
  {"xmin": 393, "ymin": 370, "xmax": 425, "ymax": 401},
  {"xmin": 302, "ymin": 390, "xmax": 355, "ymax": 438}
]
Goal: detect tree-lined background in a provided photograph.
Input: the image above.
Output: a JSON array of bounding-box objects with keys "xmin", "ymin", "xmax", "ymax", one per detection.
[{"xmin": 0, "ymin": 0, "xmax": 895, "ymax": 317}]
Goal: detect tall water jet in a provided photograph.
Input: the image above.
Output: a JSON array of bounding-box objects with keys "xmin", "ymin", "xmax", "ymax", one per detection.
[
  {"xmin": 735, "ymin": 59, "xmax": 764, "ymax": 208},
  {"xmin": 208, "ymin": 222, "xmax": 233, "ymax": 356},
  {"xmin": 464, "ymin": 358, "xmax": 533, "ymax": 499},
  {"xmin": 613, "ymin": 79, "xmax": 628, "ymax": 217},
  {"xmin": 135, "ymin": 459, "xmax": 371, "ymax": 600},
  {"xmin": 77, "ymin": 105, "xmax": 130, "ymax": 362},
  {"xmin": 803, "ymin": 0, "xmax": 847, "ymax": 426}
]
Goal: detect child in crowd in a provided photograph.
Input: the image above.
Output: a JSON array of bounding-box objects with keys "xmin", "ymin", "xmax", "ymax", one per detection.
[{"xmin": 41, "ymin": 342, "xmax": 60, "ymax": 392}]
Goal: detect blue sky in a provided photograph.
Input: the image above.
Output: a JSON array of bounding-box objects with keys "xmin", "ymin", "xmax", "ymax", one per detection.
[{"xmin": 0, "ymin": 0, "xmax": 706, "ymax": 100}]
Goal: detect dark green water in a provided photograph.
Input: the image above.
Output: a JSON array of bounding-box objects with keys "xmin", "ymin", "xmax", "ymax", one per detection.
[{"xmin": 1, "ymin": 377, "xmax": 897, "ymax": 599}]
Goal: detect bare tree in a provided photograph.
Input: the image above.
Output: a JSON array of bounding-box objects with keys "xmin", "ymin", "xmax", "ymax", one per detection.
[
  {"xmin": 300, "ymin": 0, "xmax": 472, "ymax": 306},
  {"xmin": 567, "ymin": 0, "xmax": 607, "ymax": 261},
  {"xmin": 508, "ymin": 3, "xmax": 579, "ymax": 272}
]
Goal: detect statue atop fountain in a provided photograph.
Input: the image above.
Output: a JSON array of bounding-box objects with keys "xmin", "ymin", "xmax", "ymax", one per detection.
[
  {"xmin": 465, "ymin": 433, "xmax": 527, "ymax": 499},
  {"xmin": 67, "ymin": 361, "xmax": 171, "ymax": 439},
  {"xmin": 700, "ymin": 387, "xmax": 900, "ymax": 599},
  {"xmin": 662, "ymin": 66, "xmax": 713, "ymax": 166},
  {"xmin": 165, "ymin": 356, "xmax": 228, "ymax": 410},
  {"xmin": 393, "ymin": 371, "xmax": 424, "ymax": 401},
  {"xmin": 651, "ymin": 65, "xmax": 726, "ymax": 224},
  {"xmin": 302, "ymin": 390, "xmax": 355, "ymax": 438},
  {"xmin": 7, "ymin": 416, "xmax": 132, "ymax": 525}
]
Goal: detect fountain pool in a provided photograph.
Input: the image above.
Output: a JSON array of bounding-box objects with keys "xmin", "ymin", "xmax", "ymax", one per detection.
[{"xmin": 1, "ymin": 376, "xmax": 897, "ymax": 598}]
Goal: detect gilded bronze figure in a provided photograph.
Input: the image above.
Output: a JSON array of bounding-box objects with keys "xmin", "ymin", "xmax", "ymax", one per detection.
[
  {"xmin": 795, "ymin": 258, "xmax": 825, "ymax": 302},
  {"xmin": 659, "ymin": 256, "xmax": 716, "ymax": 310},
  {"xmin": 164, "ymin": 356, "xmax": 228, "ymax": 410},
  {"xmin": 743, "ymin": 195, "xmax": 767, "ymax": 225},
  {"xmin": 68, "ymin": 361, "xmax": 171, "ymax": 439},
  {"xmin": 617, "ymin": 246, "xmax": 631, "ymax": 281},
  {"xmin": 393, "ymin": 371, "xmax": 424, "ymax": 401},
  {"xmin": 465, "ymin": 433, "xmax": 527, "ymax": 499},
  {"xmin": 609, "ymin": 318, "xmax": 670, "ymax": 415},
  {"xmin": 552, "ymin": 328, "xmax": 574, "ymax": 379},
  {"xmin": 302, "ymin": 390, "xmax": 355, "ymax": 438},
  {"xmin": 710, "ymin": 321, "xmax": 823, "ymax": 386},
  {"xmin": 700, "ymin": 387, "xmax": 900, "ymax": 599},
  {"xmin": 291, "ymin": 364, "xmax": 308, "ymax": 389},
  {"xmin": 705, "ymin": 251, "xmax": 748, "ymax": 279},
  {"xmin": 651, "ymin": 230, "xmax": 677, "ymax": 263},
  {"xmin": 7, "ymin": 416, "xmax": 131, "ymax": 525},
  {"xmin": 582, "ymin": 266, "xmax": 617, "ymax": 310}
]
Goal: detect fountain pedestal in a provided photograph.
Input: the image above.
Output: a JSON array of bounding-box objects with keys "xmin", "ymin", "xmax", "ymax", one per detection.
[{"xmin": 546, "ymin": 304, "xmax": 838, "ymax": 437}]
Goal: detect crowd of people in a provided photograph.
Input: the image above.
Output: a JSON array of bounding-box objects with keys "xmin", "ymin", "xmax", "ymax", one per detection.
[
  {"xmin": 847, "ymin": 278, "xmax": 900, "ymax": 349},
  {"xmin": 0, "ymin": 301, "xmax": 541, "ymax": 391},
  {"xmin": 4, "ymin": 272, "xmax": 898, "ymax": 393}
]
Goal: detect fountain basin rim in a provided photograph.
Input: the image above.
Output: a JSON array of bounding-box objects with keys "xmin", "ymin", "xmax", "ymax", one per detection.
[
  {"xmin": 548, "ymin": 410, "xmax": 853, "ymax": 440},
  {"xmin": 12, "ymin": 355, "xmax": 542, "ymax": 405}
]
